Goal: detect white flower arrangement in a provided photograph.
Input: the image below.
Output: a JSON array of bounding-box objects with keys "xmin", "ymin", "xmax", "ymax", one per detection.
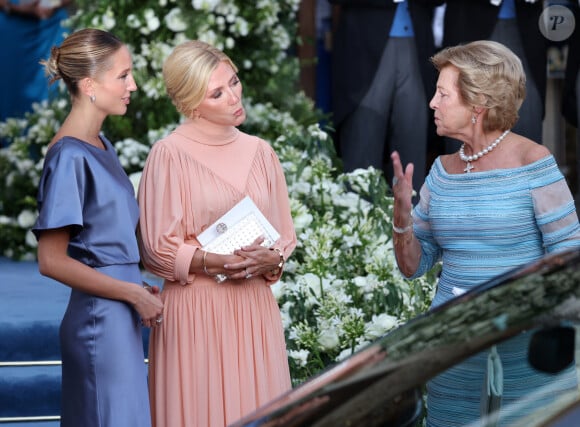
[{"xmin": 0, "ymin": 0, "xmax": 438, "ymax": 385}]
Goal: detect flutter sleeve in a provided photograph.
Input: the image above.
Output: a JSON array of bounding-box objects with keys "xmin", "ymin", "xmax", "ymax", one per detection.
[
  {"xmin": 32, "ymin": 144, "xmax": 85, "ymax": 239},
  {"xmin": 531, "ymin": 158, "xmax": 580, "ymax": 253},
  {"xmin": 138, "ymin": 142, "xmax": 197, "ymax": 285}
]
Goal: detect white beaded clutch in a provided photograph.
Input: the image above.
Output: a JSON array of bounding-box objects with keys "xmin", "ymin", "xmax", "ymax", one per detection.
[{"xmin": 198, "ymin": 196, "xmax": 279, "ymax": 255}]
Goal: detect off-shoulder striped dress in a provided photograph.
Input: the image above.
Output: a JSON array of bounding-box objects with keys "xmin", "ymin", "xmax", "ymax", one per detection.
[{"xmin": 408, "ymin": 155, "xmax": 580, "ymax": 426}]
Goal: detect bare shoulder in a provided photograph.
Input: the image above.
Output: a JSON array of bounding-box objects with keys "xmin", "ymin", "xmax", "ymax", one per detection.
[
  {"xmin": 438, "ymin": 153, "xmax": 456, "ymax": 171},
  {"xmin": 511, "ymin": 134, "xmax": 551, "ymax": 166},
  {"xmin": 438, "ymin": 152, "xmax": 472, "ymax": 174}
]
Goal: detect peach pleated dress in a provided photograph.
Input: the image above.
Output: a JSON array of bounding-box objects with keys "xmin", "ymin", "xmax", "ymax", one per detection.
[{"xmin": 138, "ymin": 120, "xmax": 297, "ymax": 427}]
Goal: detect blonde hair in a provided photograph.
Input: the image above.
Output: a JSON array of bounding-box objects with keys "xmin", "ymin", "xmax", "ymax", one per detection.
[
  {"xmin": 431, "ymin": 40, "xmax": 526, "ymax": 132},
  {"xmin": 163, "ymin": 40, "xmax": 238, "ymax": 118},
  {"xmin": 42, "ymin": 28, "xmax": 124, "ymax": 98}
]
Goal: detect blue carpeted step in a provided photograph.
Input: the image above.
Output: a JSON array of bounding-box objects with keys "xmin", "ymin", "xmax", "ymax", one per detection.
[
  {"xmin": 0, "ymin": 423, "xmax": 59, "ymax": 426},
  {"xmin": 0, "ymin": 258, "xmax": 68, "ymax": 362},
  {"xmin": 0, "ymin": 258, "xmax": 64, "ymax": 423},
  {"xmin": 0, "ymin": 323, "xmax": 60, "ymax": 362},
  {"xmin": 0, "ymin": 365, "xmax": 60, "ymax": 418},
  {"xmin": 0, "ymin": 258, "xmax": 162, "ymax": 422}
]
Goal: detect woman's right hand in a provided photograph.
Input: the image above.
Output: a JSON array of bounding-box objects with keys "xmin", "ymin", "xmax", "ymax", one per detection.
[
  {"xmin": 390, "ymin": 151, "xmax": 422, "ymax": 277},
  {"xmin": 200, "ymin": 250, "xmax": 246, "ymax": 280},
  {"xmin": 133, "ymin": 285, "xmax": 164, "ymax": 328},
  {"xmin": 390, "ymin": 151, "xmax": 415, "ymax": 226}
]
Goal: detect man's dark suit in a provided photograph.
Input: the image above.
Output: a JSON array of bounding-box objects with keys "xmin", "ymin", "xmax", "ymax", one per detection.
[
  {"xmin": 330, "ymin": 0, "xmax": 443, "ymax": 127},
  {"xmin": 330, "ymin": 0, "xmax": 444, "ymax": 191}
]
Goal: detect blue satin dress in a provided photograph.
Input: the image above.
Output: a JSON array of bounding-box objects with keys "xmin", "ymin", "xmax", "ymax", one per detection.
[{"xmin": 32, "ymin": 136, "xmax": 151, "ymax": 427}]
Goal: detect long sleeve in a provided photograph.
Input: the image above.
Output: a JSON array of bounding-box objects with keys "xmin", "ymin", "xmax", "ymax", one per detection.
[
  {"xmin": 138, "ymin": 142, "xmax": 198, "ymax": 284},
  {"xmin": 257, "ymin": 142, "xmax": 297, "ymax": 260},
  {"xmin": 138, "ymin": 128, "xmax": 297, "ymax": 286}
]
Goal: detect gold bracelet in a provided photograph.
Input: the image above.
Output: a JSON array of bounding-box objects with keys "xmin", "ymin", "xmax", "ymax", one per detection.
[
  {"xmin": 268, "ymin": 247, "xmax": 285, "ymax": 274},
  {"xmin": 270, "ymin": 247, "xmax": 284, "ymax": 268},
  {"xmin": 202, "ymin": 250, "xmax": 210, "ymax": 275}
]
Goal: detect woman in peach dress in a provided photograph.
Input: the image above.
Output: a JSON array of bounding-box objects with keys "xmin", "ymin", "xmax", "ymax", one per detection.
[{"xmin": 137, "ymin": 40, "xmax": 297, "ymax": 427}]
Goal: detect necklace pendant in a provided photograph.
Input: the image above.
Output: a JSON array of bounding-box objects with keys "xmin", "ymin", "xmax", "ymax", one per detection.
[{"xmin": 458, "ymin": 129, "xmax": 511, "ymax": 174}]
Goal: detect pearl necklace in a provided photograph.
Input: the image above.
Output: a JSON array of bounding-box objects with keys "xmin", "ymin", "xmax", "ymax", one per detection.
[{"xmin": 459, "ymin": 129, "xmax": 510, "ymax": 173}]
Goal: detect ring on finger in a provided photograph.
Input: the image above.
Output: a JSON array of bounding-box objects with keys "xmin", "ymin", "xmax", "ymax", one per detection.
[
  {"xmin": 245, "ymin": 268, "xmax": 252, "ymax": 279},
  {"xmin": 155, "ymin": 316, "xmax": 163, "ymax": 324},
  {"xmin": 392, "ymin": 176, "xmax": 399, "ymax": 187}
]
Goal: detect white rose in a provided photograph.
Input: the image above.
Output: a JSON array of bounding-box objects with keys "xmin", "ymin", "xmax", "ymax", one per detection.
[
  {"xmin": 17, "ymin": 210, "xmax": 37, "ymax": 228},
  {"xmin": 144, "ymin": 9, "xmax": 160, "ymax": 32},
  {"xmin": 0, "ymin": 215, "xmax": 14, "ymax": 225},
  {"xmin": 279, "ymin": 308, "xmax": 292, "ymax": 329},
  {"xmin": 270, "ymin": 280, "xmax": 286, "ymax": 300},
  {"xmin": 126, "ymin": 14, "xmax": 141, "ymax": 29},
  {"xmin": 164, "ymin": 8, "xmax": 187, "ymax": 32},
  {"xmin": 366, "ymin": 314, "xmax": 399, "ymax": 339},
  {"xmin": 288, "ymin": 349, "xmax": 309, "ymax": 367},
  {"xmin": 25, "ymin": 229, "xmax": 38, "ymax": 248},
  {"xmin": 318, "ymin": 328, "xmax": 339, "ymax": 350},
  {"xmin": 336, "ymin": 347, "xmax": 354, "ymax": 362},
  {"xmin": 128, "ymin": 172, "xmax": 142, "ymax": 196},
  {"xmin": 102, "ymin": 11, "xmax": 116, "ymax": 30},
  {"xmin": 292, "ymin": 211, "xmax": 313, "ymax": 232}
]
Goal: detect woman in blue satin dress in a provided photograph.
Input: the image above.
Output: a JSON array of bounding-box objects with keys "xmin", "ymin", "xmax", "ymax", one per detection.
[
  {"xmin": 32, "ymin": 28, "xmax": 163, "ymax": 427},
  {"xmin": 391, "ymin": 40, "xmax": 580, "ymax": 426}
]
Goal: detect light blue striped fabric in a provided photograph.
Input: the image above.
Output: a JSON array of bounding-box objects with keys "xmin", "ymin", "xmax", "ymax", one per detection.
[
  {"xmin": 406, "ymin": 155, "xmax": 580, "ymax": 426},
  {"xmin": 410, "ymin": 154, "xmax": 580, "ymax": 308},
  {"xmin": 427, "ymin": 333, "xmax": 578, "ymax": 427}
]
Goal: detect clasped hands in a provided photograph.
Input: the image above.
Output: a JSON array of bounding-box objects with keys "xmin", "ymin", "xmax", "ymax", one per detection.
[{"xmin": 206, "ymin": 236, "xmax": 282, "ymax": 281}]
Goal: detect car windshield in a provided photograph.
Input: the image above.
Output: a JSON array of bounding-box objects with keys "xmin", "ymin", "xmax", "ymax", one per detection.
[{"xmin": 231, "ymin": 248, "xmax": 580, "ymax": 427}]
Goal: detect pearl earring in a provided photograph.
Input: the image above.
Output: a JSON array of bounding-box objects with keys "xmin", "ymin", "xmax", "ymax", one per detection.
[
  {"xmin": 90, "ymin": 95, "xmax": 96, "ymax": 103},
  {"xmin": 471, "ymin": 115, "xmax": 477, "ymax": 124}
]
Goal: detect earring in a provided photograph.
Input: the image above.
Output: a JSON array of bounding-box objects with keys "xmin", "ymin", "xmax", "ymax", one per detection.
[
  {"xmin": 90, "ymin": 95, "xmax": 96, "ymax": 103},
  {"xmin": 471, "ymin": 115, "xmax": 477, "ymax": 124}
]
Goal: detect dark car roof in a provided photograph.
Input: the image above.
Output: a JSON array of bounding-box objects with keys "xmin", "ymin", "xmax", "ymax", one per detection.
[{"xmin": 231, "ymin": 248, "xmax": 580, "ymax": 427}]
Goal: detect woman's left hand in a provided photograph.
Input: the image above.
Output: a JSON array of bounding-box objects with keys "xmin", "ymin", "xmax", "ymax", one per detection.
[{"xmin": 225, "ymin": 236, "xmax": 281, "ymax": 280}]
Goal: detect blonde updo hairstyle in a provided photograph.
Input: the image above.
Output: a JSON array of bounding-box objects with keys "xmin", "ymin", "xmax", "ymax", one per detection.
[
  {"xmin": 163, "ymin": 40, "xmax": 238, "ymax": 118},
  {"xmin": 431, "ymin": 40, "xmax": 526, "ymax": 133},
  {"xmin": 42, "ymin": 28, "xmax": 124, "ymax": 98}
]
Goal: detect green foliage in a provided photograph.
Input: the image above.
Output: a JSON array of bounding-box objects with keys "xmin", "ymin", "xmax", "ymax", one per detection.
[
  {"xmin": 70, "ymin": 0, "xmax": 304, "ymax": 142},
  {"xmin": 275, "ymin": 160, "xmax": 438, "ymax": 384},
  {"xmin": 0, "ymin": 0, "xmax": 438, "ymax": 385}
]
